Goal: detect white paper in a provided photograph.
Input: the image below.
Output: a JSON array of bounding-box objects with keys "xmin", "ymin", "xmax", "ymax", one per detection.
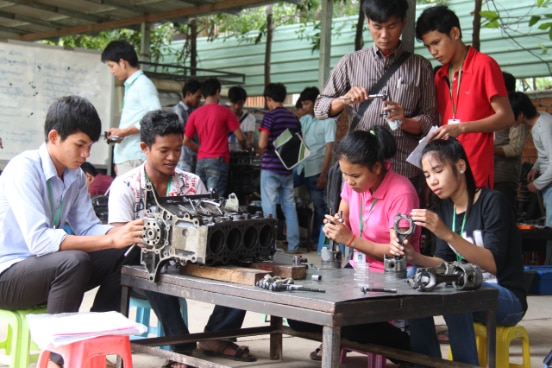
[
  {"xmin": 27, "ymin": 311, "xmax": 147, "ymax": 348},
  {"xmin": 406, "ymin": 126, "xmax": 438, "ymax": 169}
]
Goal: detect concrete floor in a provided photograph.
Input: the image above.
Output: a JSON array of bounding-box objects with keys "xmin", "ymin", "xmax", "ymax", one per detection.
[{"xmin": 1, "ymin": 249, "xmax": 551, "ymax": 368}]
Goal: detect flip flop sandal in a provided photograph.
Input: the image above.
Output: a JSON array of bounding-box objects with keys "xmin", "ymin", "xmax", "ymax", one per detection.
[
  {"xmin": 201, "ymin": 340, "xmax": 257, "ymax": 362},
  {"xmin": 309, "ymin": 344, "xmax": 323, "ymax": 361}
]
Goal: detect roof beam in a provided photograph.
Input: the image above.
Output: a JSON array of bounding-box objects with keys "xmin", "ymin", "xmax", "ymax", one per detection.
[
  {"xmin": 0, "ymin": 23, "xmax": 26, "ymax": 34},
  {"xmin": 171, "ymin": 0, "xmax": 215, "ymax": 5},
  {"xmin": 0, "ymin": 10, "xmax": 64, "ymax": 29},
  {"xmin": 86, "ymin": 0, "xmax": 151, "ymax": 14},
  {"xmin": 12, "ymin": 0, "xmax": 285, "ymax": 41},
  {"xmin": 6, "ymin": 0, "xmax": 103, "ymax": 22}
]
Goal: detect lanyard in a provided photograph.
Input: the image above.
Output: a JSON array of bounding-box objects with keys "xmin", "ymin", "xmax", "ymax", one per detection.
[
  {"xmin": 448, "ymin": 63, "xmax": 463, "ymax": 120},
  {"xmin": 144, "ymin": 168, "xmax": 172, "ymax": 196},
  {"xmin": 359, "ymin": 197, "xmax": 377, "ymax": 239},
  {"xmin": 47, "ymin": 180, "xmax": 63, "ymax": 229},
  {"xmin": 452, "ymin": 205, "xmax": 467, "ymax": 262}
]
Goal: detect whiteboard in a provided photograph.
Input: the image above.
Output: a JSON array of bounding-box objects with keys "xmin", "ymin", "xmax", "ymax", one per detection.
[{"xmin": 0, "ymin": 41, "xmax": 114, "ymax": 167}]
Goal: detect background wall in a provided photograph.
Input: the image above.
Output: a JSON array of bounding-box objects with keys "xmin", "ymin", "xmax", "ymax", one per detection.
[{"xmin": 0, "ymin": 41, "xmax": 114, "ymax": 168}]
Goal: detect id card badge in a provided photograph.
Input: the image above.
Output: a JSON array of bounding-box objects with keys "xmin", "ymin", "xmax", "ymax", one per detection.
[{"xmin": 448, "ymin": 118, "xmax": 461, "ymax": 124}]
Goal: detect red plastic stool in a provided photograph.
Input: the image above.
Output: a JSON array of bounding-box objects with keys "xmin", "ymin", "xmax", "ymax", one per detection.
[
  {"xmin": 36, "ymin": 335, "xmax": 133, "ymax": 368},
  {"xmin": 340, "ymin": 347, "xmax": 386, "ymax": 368}
]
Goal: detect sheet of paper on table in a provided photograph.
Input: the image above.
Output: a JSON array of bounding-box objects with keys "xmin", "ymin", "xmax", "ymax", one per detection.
[{"xmin": 27, "ymin": 311, "xmax": 146, "ymax": 348}]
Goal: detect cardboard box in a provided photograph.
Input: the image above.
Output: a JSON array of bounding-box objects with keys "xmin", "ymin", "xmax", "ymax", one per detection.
[{"xmin": 524, "ymin": 266, "xmax": 552, "ymax": 295}]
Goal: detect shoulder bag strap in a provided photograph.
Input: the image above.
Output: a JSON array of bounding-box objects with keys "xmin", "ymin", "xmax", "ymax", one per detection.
[
  {"xmin": 238, "ymin": 112, "xmax": 250, "ymax": 124},
  {"xmin": 349, "ymin": 51, "xmax": 411, "ymax": 133}
]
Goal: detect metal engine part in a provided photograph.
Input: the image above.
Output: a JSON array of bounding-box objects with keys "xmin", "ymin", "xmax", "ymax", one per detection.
[
  {"xmin": 140, "ymin": 183, "xmax": 277, "ymax": 281},
  {"xmin": 406, "ymin": 262, "xmax": 483, "ymax": 292},
  {"xmin": 384, "ymin": 214, "xmax": 415, "ymax": 279},
  {"xmin": 255, "ymin": 275, "xmax": 325, "ymax": 293},
  {"xmin": 272, "ymin": 250, "xmax": 307, "ymax": 266}
]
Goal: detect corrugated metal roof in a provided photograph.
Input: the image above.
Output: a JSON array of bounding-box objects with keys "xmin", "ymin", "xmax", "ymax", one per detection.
[
  {"xmin": 0, "ymin": 0, "xmax": 297, "ymax": 41},
  {"xmin": 160, "ymin": 0, "xmax": 552, "ymax": 96}
]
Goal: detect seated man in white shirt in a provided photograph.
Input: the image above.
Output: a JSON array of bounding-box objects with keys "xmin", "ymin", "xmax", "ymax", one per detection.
[
  {"xmin": 0, "ymin": 96, "xmax": 144, "ymax": 367},
  {"xmin": 108, "ymin": 109, "xmax": 257, "ymax": 368}
]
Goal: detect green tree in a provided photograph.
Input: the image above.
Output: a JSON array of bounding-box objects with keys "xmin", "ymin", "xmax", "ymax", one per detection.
[{"xmin": 479, "ymin": 0, "xmax": 552, "ymax": 88}]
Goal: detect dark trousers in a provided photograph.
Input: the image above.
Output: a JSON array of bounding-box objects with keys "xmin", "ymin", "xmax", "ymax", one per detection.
[
  {"xmin": 205, "ymin": 305, "xmax": 247, "ymax": 334},
  {"xmin": 125, "ymin": 249, "xmax": 246, "ymax": 353},
  {"xmin": 145, "ymin": 289, "xmax": 196, "ymax": 353},
  {"xmin": 144, "ymin": 294, "xmax": 247, "ymax": 353},
  {"xmin": 0, "ymin": 248, "xmax": 127, "ymax": 313}
]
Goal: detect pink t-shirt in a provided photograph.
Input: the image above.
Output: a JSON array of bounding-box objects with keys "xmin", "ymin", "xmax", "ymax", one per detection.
[{"xmin": 341, "ymin": 162, "xmax": 421, "ymax": 272}]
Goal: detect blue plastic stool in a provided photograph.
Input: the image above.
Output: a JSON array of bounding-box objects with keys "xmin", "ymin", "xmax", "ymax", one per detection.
[
  {"xmin": 0, "ymin": 305, "xmax": 47, "ymax": 368},
  {"xmin": 129, "ymin": 296, "xmax": 188, "ymax": 351},
  {"xmin": 318, "ymin": 225, "xmax": 345, "ymax": 255}
]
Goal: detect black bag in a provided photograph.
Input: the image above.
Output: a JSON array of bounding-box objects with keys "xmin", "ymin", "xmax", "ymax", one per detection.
[
  {"xmin": 273, "ymin": 128, "xmax": 310, "ymax": 170},
  {"xmin": 326, "ymin": 161, "xmax": 343, "ymax": 214}
]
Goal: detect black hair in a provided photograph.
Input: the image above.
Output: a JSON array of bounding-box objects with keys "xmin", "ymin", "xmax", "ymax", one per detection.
[
  {"xmin": 228, "ymin": 86, "xmax": 248, "ymax": 103},
  {"xmin": 80, "ymin": 162, "xmax": 98, "ymax": 177},
  {"xmin": 415, "ymin": 5, "xmax": 461, "ymax": 41},
  {"xmin": 509, "ymin": 92, "xmax": 538, "ymax": 120},
  {"xmin": 363, "ymin": 0, "xmax": 408, "ymax": 23},
  {"xmin": 140, "ymin": 110, "xmax": 183, "ymax": 148},
  {"xmin": 181, "ymin": 79, "xmax": 201, "ymax": 98},
  {"xmin": 201, "ymin": 78, "xmax": 221, "ymax": 98},
  {"xmin": 336, "ymin": 127, "xmax": 397, "ymax": 170},
  {"xmin": 101, "ymin": 40, "xmax": 139, "ymax": 67},
  {"xmin": 503, "ymin": 72, "xmax": 516, "ymax": 93},
  {"xmin": 421, "ymin": 138, "xmax": 476, "ymax": 216},
  {"xmin": 295, "ymin": 98, "xmax": 303, "ymax": 110},
  {"xmin": 44, "ymin": 96, "xmax": 102, "ymax": 142},
  {"xmin": 299, "ymin": 86, "xmax": 320, "ymax": 103},
  {"xmin": 263, "ymin": 83, "xmax": 287, "ymax": 103}
]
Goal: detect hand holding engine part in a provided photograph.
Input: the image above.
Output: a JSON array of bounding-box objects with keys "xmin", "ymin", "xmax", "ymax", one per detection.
[{"xmin": 384, "ymin": 213, "xmax": 415, "ymax": 279}]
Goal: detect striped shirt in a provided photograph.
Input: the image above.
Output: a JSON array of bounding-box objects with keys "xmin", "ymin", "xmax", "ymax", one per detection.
[
  {"xmin": 259, "ymin": 107, "xmax": 302, "ymax": 175},
  {"xmin": 315, "ymin": 43, "xmax": 438, "ymax": 179}
]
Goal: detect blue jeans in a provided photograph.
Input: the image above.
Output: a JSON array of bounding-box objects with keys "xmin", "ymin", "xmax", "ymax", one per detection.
[
  {"xmin": 261, "ymin": 170, "xmax": 300, "ymax": 252},
  {"xmin": 177, "ymin": 146, "xmax": 197, "ymax": 173},
  {"xmin": 409, "ymin": 282, "xmax": 525, "ymax": 367},
  {"xmin": 294, "ymin": 171, "xmax": 327, "ymax": 245},
  {"xmin": 196, "ymin": 157, "xmax": 229, "ymax": 197},
  {"xmin": 542, "ymin": 186, "xmax": 552, "ymax": 265}
]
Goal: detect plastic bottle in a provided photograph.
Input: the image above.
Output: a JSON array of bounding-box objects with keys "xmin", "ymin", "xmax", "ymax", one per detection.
[{"xmin": 353, "ymin": 251, "xmax": 369, "ymax": 287}]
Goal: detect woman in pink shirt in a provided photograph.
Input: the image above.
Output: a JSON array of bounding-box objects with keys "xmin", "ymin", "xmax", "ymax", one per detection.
[
  {"xmin": 324, "ymin": 127, "xmax": 421, "ymax": 272},
  {"xmin": 289, "ymin": 127, "xmax": 416, "ymax": 362}
]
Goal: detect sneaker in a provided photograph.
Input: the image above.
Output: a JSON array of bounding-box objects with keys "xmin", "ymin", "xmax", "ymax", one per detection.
[{"xmin": 287, "ymin": 249, "xmax": 301, "ymax": 254}]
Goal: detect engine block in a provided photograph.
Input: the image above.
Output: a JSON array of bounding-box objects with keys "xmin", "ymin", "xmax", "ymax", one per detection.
[{"xmin": 140, "ymin": 183, "xmax": 277, "ymax": 281}]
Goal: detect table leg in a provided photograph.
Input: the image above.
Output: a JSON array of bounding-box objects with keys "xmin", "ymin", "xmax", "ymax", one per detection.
[
  {"xmin": 269, "ymin": 316, "xmax": 283, "ymax": 360},
  {"xmin": 120, "ymin": 285, "xmax": 130, "ymax": 317},
  {"xmin": 485, "ymin": 309, "xmax": 496, "ymax": 368},
  {"xmin": 117, "ymin": 286, "xmax": 131, "ymax": 368},
  {"xmin": 322, "ymin": 325, "xmax": 340, "ymax": 368}
]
